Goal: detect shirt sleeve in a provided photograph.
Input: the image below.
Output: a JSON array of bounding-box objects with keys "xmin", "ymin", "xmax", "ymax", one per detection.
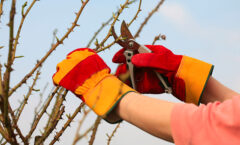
[{"xmin": 171, "ymin": 96, "xmax": 240, "ymax": 145}]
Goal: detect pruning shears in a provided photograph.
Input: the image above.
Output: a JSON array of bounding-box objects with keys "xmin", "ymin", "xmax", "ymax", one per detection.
[{"xmin": 112, "ymin": 21, "xmax": 172, "ymax": 94}]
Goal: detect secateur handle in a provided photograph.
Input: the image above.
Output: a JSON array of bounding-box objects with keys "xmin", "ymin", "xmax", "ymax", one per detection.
[{"xmin": 127, "ymin": 40, "xmax": 172, "ymax": 94}]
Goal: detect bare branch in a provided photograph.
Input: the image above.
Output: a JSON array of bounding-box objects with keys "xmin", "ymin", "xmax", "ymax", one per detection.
[
  {"xmin": 34, "ymin": 106, "xmax": 65, "ymax": 145},
  {"xmin": 0, "ymin": 0, "xmax": 4, "ymax": 22},
  {"xmin": 1, "ymin": 0, "xmax": 18, "ymax": 144},
  {"xmin": 73, "ymin": 125, "xmax": 93, "ymax": 145},
  {"xmin": 0, "ymin": 124, "xmax": 10, "ymax": 143},
  {"xmin": 49, "ymin": 103, "xmax": 84, "ymax": 145},
  {"xmin": 151, "ymin": 34, "xmax": 166, "ymax": 45},
  {"xmin": 16, "ymin": 69, "xmax": 41, "ymax": 122},
  {"xmin": 95, "ymin": 0, "xmax": 141, "ymax": 53},
  {"xmin": 107, "ymin": 123, "xmax": 121, "ymax": 145},
  {"xmin": 11, "ymin": 0, "xmax": 38, "ymax": 65},
  {"xmin": 152, "ymin": 34, "xmax": 161, "ymax": 45},
  {"xmin": 72, "ymin": 109, "xmax": 91, "ymax": 145},
  {"xmin": 44, "ymin": 88, "xmax": 66, "ymax": 131},
  {"xmin": 34, "ymin": 82, "xmax": 49, "ymax": 118},
  {"xmin": 95, "ymin": 0, "xmax": 130, "ymax": 51},
  {"xmin": 9, "ymin": 0, "xmax": 90, "ymax": 97},
  {"xmin": 9, "ymin": 106, "xmax": 27, "ymax": 144},
  {"xmin": 86, "ymin": 16, "xmax": 113, "ymax": 48},
  {"xmin": 128, "ymin": 0, "xmax": 142, "ymax": 26},
  {"xmin": 134, "ymin": 0, "xmax": 165, "ymax": 38},
  {"xmin": 88, "ymin": 116, "xmax": 101, "ymax": 145},
  {"xmin": 0, "ymin": 64, "xmax": 3, "ymax": 111},
  {"xmin": 25, "ymin": 86, "xmax": 60, "ymax": 141}
]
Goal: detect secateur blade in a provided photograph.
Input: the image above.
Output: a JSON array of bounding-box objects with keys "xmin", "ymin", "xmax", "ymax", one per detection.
[
  {"xmin": 111, "ymin": 21, "xmax": 137, "ymax": 89},
  {"xmin": 112, "ymin": 20, "xmax": 136, "ymax": 49},
  {"xmin": 113, "ymin": 21, "xmax": 172, "ymax": 93},
  {"xmin": 111, "ymin": 24, "xmax": 128, "ymax": 48},
  {"xmin": 120, "ymin": 20, "xmax": 134, "ymax": 40}
]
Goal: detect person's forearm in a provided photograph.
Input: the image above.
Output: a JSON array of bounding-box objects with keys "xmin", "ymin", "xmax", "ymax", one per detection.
[
  {"xmin": 201, "ymin": 77, "xmax": 239, "ymax": 104},
  {"xmin": 115, "ymin": 92, "xmax": 175, "ymax": 142}
]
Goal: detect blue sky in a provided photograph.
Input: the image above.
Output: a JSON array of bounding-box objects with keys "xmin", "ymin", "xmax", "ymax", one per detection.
[{"xmin": 0, "ymin": 0, "xmax": 240, "ymax": 145}]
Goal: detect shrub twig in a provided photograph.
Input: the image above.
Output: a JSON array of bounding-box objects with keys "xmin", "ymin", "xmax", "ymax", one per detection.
[
  {"xmin": 151, "ymin": 34, "xmax": 166, "ymax": 45},
  {"xmin": 128, "ymin": 0, "xmax": 142, "ymax": 26},
  {"xmin": 1, "ymin": 0, "xmax": 18, "ymax": 144},
  {"xmin": 134, "ymin": 0, "xmax": 165, "ymax": 38},
  {"xmin": 107, "ymin": 123, "xmax": 121, "ymax": 145},
  {"xmin": 25, "ymin": 86, "xmax": 60, "ymax": 141},
  {"xmin": 94, "ymin": 0, "xmax": 130, "ymax": 51},
  {"xmin": 88, "ymin": 116, "xmax": 101, "ymax": 145},
  {"xmin": 86, "ymin": 16, "xmax": 113, "ymax": 48},
  {"xmin": 9, "ymin": 0, "xmax": 90, "ymax": 97},
  {"xmin": 95, "ymin": 0, "xmax": 141, "ymax": 53},
  {"xmin": 44, "ymin": 88, "xmax": 66, "ymax": 131},
  {"xmin": 11, "ymin": 0, "xmax": 38, "ymax": 64},
  {"xmin": 49, "ymin": 103, "xmax": 85, "ymax": 145},
  {"xmin": 72, "ymin": 109, "xmax": 91, "ymax": 145},
  {"xmin": 16, "ymin": 69, "xmax": 41, "ymax": 122},
  {"xmin": 34, "ymin": 106, "xmax": 65, "ymax": 145},
  {"xmin": 0, "ymin": 0, "xmax": 4, "ymax": 22},
  {"xmin": 9, "ymin": 106, "xmax": 27, "ymax": 144}
]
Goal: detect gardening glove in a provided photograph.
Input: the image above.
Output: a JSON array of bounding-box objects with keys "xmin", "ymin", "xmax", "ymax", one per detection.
[
  {"xmin": 53, "ymin": 48, "xmax": 135, "ymax": 123},
  {"xmin": 113, "ymin": 45, "xmax": 214, "ymax": 105}
]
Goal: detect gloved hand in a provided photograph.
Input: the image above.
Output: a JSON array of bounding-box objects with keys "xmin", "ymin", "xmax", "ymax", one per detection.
[
  {"xmin": 53, "ymin": 48, "xmax": 135, "ymax": 123},
  {"xmin": 113, "ymin": 45, "xmax": 214, "ymax": 105}
]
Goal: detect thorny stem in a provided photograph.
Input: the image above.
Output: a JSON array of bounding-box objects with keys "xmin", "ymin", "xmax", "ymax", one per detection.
[
  {"xmin": 16, "ymin": 70, "xmax": 40, "ymax": 122},
  {"xmin": 95, "ymin": 0, "xmax": 141, "ymax": 53},
  {"xmin": 0, "ymin": 124, "xmax": 10, "ymax": 143},
  {"xmin": 25, "ymin": 86, "xmax": 60, "ymax": 141},
  {"xmin": 49, "ymin": 103, "xmax": 85, "ymax": 145},
  {"xmin": 73, "ymin": 125, "xmax": 93, "ymax": 144},
  {"xmin": 39, "ymin": 88, "xmax": 67, "ymax": 144},
  {"xmin": 9, "ymin": 106, "xmax": 27, "ymax": 144},
  {"xmin": 2, "ymin": 0, "xmax": 18, "ymax": 144},
  {"xmin": 152, "ymin": 34, "xmax": 161, "ymax": 45},
  {"xmin": 34, "ymin": 82, "xmax": 48, "ymax": 118},
  {"xmin": 0, "ymin": 0, "xmax": 4, "ymax": 22},
  {"xmin": 0, "ymin": 64, "xmax": 3, "ymax": 111},
  {"xmin": 95, "ymin": 38, "xmax": 120, "ymax": 53},
  {"xmin": 31, "ymin": 86, "xmax": 57, "ymax": 127},
  {"xmin": 86, "ymin": 16, "xmax": 113, "ymax": 48},
  {"xmin": 128, "ymin": 0, "xmax": 142, "ymax": 26},
  {"xmin": 87, "ymin": 0, "xmax": 136, "ymax": 49},
  {"xmin": 107, "ymin": 123, "xmax": 121, "ymax": 145},
  {"xmin": 34, "ymin": 106, "xmax": 65, "ymax": 145},
  {"xmin": 95, "ymin": 0, "xmax": 130, "ymax": 50},
  {"xmin": 44, "ymin": 88, "xmax": 66, "ymax": 132},
  {"xmin": 72, "ymin": 109, "xmax": 91, "ymax": 145},
  {"xmin": 12, "ymin": 0, "xmax": 37, "ymax": 63},
  {"xmin": 88, "ymin": 116, "xmax": 101, "ymax": 145},
  {"xmin": 134, "ymin": 0, "xmax": 165, "ymax": 38},
  {"xmin": 9, "ymin": 0, "xmax": 90, "ymax": 97}
]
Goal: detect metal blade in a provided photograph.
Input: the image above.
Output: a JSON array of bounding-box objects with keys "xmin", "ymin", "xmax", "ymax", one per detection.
[
  {"xmin": 124, "ymin": 50, "xmax": 136, "ymax": 89},
  {"xmin": 112, "ymin": 26, "xmax": 128, "ymax": 48},
  {"xmin": 121, "ymin": 20, "xmax": 134, "ymax": 40}
]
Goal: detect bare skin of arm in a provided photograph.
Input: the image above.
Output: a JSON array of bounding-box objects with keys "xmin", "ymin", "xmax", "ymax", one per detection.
[
  {"xmin": 115, "ymin": 92, "xmax": 175, "ymax": 142},
  {"xmin": 201, "ymin": 77, "xmax": 239, "ymax": 104},
  {"xmin": 114, "ymin": 76, "xmax": 240, "ymax": 142}
]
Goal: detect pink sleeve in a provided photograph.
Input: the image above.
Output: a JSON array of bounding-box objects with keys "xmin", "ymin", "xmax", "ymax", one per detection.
[{"xmin": 171, "ymin": 96, "xmax": 240, "ymax": 145}]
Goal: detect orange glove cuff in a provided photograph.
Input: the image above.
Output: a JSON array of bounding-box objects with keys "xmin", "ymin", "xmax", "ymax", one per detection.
[
  {"xmin": 83, "ymin": 74, "xmax": 135, "ymax": 118},
  {"xmin": 176, "ymin": 56, "xmax": 214, "ymax": 105}
]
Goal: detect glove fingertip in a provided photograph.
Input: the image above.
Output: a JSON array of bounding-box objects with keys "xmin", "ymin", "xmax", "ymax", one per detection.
[
  {"xmin": 145, "ymin": 45, "xmax": 172, "ymax": 54},
  {"xmin": 131, "ymin": 53, "xmax": 154, "ymax": 67},
  {"xmin": 112, "ymin": 48, "xmax": 126, "ymax": 63},
  {"xmin": 67, "ymin": 48, "xmax": 95, "ymax": 56}
]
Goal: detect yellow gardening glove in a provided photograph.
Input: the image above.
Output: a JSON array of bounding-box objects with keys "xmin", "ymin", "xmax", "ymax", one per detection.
[{"xmin": 53, "ymin": 48, "xmax": 135, "ymax": 123}]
